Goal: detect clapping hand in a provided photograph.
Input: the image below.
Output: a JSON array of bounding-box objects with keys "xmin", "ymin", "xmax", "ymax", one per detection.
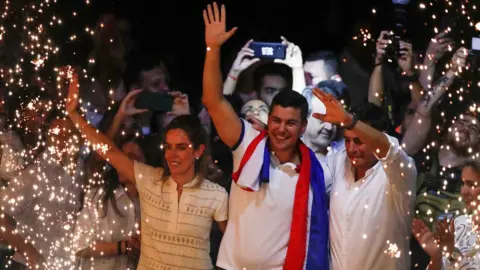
[
  {"xmin": 203, "ymin": 2, "xmax": 237, "ymax": 49},
  {"xmin": 435, "ymin": 219, "xmax": 455, "ymax": 255},
  {"xmin": 412, "ymin": 218, "xmax": 441, "ymax": 258}
]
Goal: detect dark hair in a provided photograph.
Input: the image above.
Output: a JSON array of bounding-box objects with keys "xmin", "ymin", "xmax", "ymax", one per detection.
[
  {"xmin": 270, "ymin": 90, "xmax": 309, "ymax": 122},
  {"xmin": 161, "ymin": 115, "xmax": 209, "ymax": 185},
  {"xmin": 302, "ymin": 80, "xmax": 350, "ymax": 115},
  {"xmin": 305, "ymin": 50, "xmax": 339, "ymax": 78},
  {"xmin": 351, "ymin": 102, "xmax": 391, "ymax": 132},
  {"xmin": 81, "ymin": 137, "xmax": 145, "ymax": 218},
  {"xmin": 124, "ymin": 50, "xmax": 173, "ymax": 91},
  {"xmin": 463, "ymin": 159, "xmax": 480, "ymax": 174},
  {"xmin": 252, "ymin": 63, "xmax": 292, "ymax": 92}
]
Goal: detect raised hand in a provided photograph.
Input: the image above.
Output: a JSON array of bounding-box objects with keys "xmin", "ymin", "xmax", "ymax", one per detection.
[
  {"xmin": 375, "ymin": 31, "xmax": 391, "ymax": 65},
  {"xmin": 311, "ymin": 88, "xmax": 350, "ymax": 125},
  {"xmin": 203, "ymin": 2, "xmax": 237, "ymax": 49},
  {"xmin": 170, "ymin": 91, "xmax": 190, "ymax": 116},
  {"xmin": 435, "ymin": 219, "xmax": 455, "ymax": 255},
  {"xmin": 66, "ymin": 71, "xmax": 80, "ymax": 114},
  {"xmin": 230, "ymin": 39, "xmax": 260, "ymax": 76},
  {"xmin": 397, "ymin": 41, "xmax": 414, "ymax": 75},
  {"xmin": 274, "ymin": 36, "xmax": 303, "ymax": 69},
  {"xmin": 412, "ymin": 218, "xmax": 441, "ymax": 258},
  {"xmin": 450, "ymin": 47, "xmax": 468, "ymax": 73},
  {"xmin": 426, "ymin": 31, "xmax": 455, "ymax": 62},
  {"xmin": 118, "ymin": 89, "xmax": 148, "ymax": 118}
]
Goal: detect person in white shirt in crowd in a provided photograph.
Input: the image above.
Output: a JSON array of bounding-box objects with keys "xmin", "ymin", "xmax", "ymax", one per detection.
[
  {"xmin": 302, "ymin": 80, "xmax": 349, "ymax": 161},
  {"xmin": 223, "ymin": 37, "xmax": 305, "ymax": 107},
  {"xmin": 303, "ymin": 50, "xmax": 342, "ymax": 86},
  {"xmin": 74, "ymin": 137, "xmax": 144, "ymax": 269},
  {"xmin": 312, "ymin": 91, "xmax": 417, "ymax": 270},
  {"xmin": 66, "ymin": 72, "xmax": 229, "ymax": 270},
  {"xmin": 240, "ymin": 99, "xmax": 269, "ymax": 125},
  {"xmin": 202, "ymin": 3, "xmax": 329, "ymax": 269},
  {"xmin": 413, "ymin": 159, "xmax": 480, "ymax": 270},
  {"xmin": 0, "ymin": 115, "xmax": 84, "ymax": 269}
]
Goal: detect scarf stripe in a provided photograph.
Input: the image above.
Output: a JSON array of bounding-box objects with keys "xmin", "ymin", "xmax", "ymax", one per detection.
[{"xmin": 231, "ymin": 131, "xmax": 329, "ymax": 270}]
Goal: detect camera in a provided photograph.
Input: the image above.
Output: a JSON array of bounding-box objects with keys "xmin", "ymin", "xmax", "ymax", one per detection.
[{"xmin": 384, "ymin": 33, "xmax": 402, "ymax": 62}]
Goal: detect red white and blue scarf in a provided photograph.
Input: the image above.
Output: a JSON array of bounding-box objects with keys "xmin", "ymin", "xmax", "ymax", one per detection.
[{"xmin": 232, "ymin": 130, "xmax": 329, "ymax": 270}]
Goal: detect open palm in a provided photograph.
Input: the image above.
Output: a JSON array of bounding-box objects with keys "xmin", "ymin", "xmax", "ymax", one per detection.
[
  {"xmin": 413, "ymin": 219, "xmax": 440, "ymax": 258},
  {"xmin": 203, "ymin": 2, "xmax": 237, "ymax": 48},
  {"xmin": 311, "ymin": 88, "xmax": 350, "ymax": 125}
]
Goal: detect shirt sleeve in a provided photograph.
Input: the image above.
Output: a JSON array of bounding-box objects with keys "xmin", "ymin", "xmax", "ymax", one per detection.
[
  {"xmin": 214, "ymin": 187, "xmax": 229, "ymax": 222},
  {"xmin": 374, "ymin": 133, "xmax": 417, "ymax": 195},
  {"xmin": 134, "ymin": 161, "xmax": 164, "ymax": 194},
  {"xmin": 231, "ymin": 119, "xmax": 261, "ymax": 172}
]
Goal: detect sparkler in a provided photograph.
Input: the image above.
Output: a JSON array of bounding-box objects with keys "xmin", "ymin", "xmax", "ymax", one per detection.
[{"xmin": 0, "ymin": 1, "xmax": 139, "ymax": 269}]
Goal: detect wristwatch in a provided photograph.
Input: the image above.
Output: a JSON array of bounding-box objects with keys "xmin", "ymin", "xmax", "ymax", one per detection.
[{"xmin": 344, "ymin": 113, "xmax": 358, "ymax": 130}]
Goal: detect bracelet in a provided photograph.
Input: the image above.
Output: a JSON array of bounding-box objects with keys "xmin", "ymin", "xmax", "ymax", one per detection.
[
  {"xmin": 228, "ymin": 74, "xmax": 237, "ymax": 80},
  {"xmin": 117, "ymin": 241, "xmax": 122, "ymax": 255},
  {"xmin": 344, "ymin": 113, "xmax": 358, "ymax": 130}
]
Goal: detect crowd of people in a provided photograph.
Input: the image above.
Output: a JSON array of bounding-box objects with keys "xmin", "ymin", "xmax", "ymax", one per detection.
[{"xmin": 0, "ymin": 2, "xmax": 478, "ymax": 270}]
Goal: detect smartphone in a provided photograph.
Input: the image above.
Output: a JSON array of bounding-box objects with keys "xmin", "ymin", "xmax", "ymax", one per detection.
[
  {"xmin": 437, "ymin": 212, "xmax": 454, "ymax": 221},
  {"xmin": 249, "ymin": 42, "xmax": 287, "ymax": 60},
  {"xmin": 472, "ymin": 37, "xmax": 480, "ymax": 51},
  {"xmin": 134, "ymin": 91, "xmax": 174, "ymax": 112}
]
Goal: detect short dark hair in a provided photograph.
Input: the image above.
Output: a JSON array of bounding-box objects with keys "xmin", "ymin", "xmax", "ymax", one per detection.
[
  {"xmin": 351, "ymin": 102, "xmax": 391, "ymax": 132},
  {"xmin": 270, "ymin": 90, "xmax": 309, "ymax": 122},
  {"xmin": 253, "ymin": 63, "xmax": 292, "ymax": 92},
  {"xmin": 305, "ymin": 50, "xmax": 339, "ymax": 77}
]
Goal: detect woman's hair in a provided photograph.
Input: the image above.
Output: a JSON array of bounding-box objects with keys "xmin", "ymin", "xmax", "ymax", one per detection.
[
  {"xmin": 161, "ymin": 115, "xmax": 209, "ymax": 186},
  {"xmin": 80, "ymin": 136, "xmax": 144, "ymax": 218},
  {"xmin": 463, "ymin": 159, "xmax": 480, "ymax": 174}
]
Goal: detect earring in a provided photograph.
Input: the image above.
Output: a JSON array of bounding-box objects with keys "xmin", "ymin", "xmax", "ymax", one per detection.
[{"xmin": 196, "ymin": 157, "xmax": 199, "ymax": 160}]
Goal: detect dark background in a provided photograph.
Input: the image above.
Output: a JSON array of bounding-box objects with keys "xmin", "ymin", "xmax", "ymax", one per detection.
[{"xmin": 52, "ymin": 0, "xmax": 428, "ymax": 97}]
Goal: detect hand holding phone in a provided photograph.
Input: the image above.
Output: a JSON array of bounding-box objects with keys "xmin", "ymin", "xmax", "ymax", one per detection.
[
  {"xmin": 134, "ymin": 90, "xmax": 174, "ymax": 112},
  {"xmin": 249, "ymin": 42, "xmax": 287, "ymax": 60}
]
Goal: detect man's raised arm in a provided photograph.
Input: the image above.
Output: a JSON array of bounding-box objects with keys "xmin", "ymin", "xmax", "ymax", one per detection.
[{"xmin": 201, "ymin": 2, "xmax": 243, "ymax": 149}]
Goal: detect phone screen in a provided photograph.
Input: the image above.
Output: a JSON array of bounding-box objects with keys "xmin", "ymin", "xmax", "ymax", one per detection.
[
  {"xmin": 249, "ymin": 42, "xmax": 287, "ymax": 60},
  {"xmin": 134, "ymin": 91, "xmax": 174, "ymax": 112},
  {"xmin": 472, "ymin": 37, "xmax": 480, "ymax": 51}
]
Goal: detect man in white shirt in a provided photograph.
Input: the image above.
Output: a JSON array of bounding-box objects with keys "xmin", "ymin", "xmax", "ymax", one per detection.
[
  {"xmin": 202, "ymin": 3, "xmax": 329, "ymax": 269},
  {"xmin": 311, "ymin": 92, "xmax": 417, "ymax": 270}
]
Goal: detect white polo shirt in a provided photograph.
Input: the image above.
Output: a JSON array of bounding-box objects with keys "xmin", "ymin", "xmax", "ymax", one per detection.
[
  {"xmin": 134, "ymin": 162, "xmax": 228, "ymax": 270},
  {"xmin": 328, "ymin": 134, "xmax": 417, "ymax": 270},
  {"xmin": 217, "ymin": 120, "xmax": 307, "ymax": 270}
]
